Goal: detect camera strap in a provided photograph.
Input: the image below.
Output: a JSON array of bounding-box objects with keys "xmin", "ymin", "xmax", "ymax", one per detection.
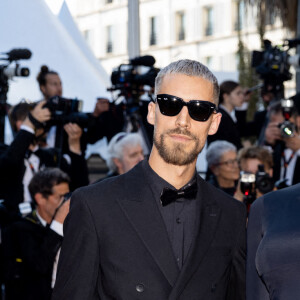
[
  {"xmin": 28, "ymin": 112, "xmax": 44, "ymax": 129},
  {"xmin": 281, "ymin": 150, "xmax": 296, "ymax": 179}
]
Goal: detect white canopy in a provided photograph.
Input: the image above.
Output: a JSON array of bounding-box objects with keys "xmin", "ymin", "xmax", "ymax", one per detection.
[{"xmin": 0, "ymin": 0, "xmax": 110, "ymax": 111}]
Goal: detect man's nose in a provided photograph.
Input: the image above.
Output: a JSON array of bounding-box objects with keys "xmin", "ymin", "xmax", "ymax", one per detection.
[{"xmin": 175, "ymin": 106, "xmax": 191, "ymax": 128}]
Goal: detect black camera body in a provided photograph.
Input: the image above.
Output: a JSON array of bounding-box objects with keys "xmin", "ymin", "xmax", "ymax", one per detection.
[
  {"xmin": 252, "ymin": 39, "xmax": 300, "ymax": 98},
  {"xmin": 252, "ymin": 40, "xmax": 293, "ymax": 84},
  {"xmin": 108, "ymin": 55, "xmax": 159, "ymax": 106},
  {"xmin": 44, "ymin": 96, "xmax": 89, "ymax": 127},
  {"xmin": 110, "ymin": 55, "xmax": 159, "ymax": 88},
  {"xmin": 277, "ymin": 98, "xmax": 296, "ymax": 138},
  {"xmin": 240, "ymin": 164, "xmax": 274, "ymax": 205}
]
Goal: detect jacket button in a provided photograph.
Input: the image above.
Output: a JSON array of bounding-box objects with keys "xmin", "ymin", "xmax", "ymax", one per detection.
[
  {"xmin": 211, "ymin": 283, "xmax": 217, "ymax": 292},
  {"xmin": 136, "ymin": 283, "xmax": 145, "ymax": 293}
]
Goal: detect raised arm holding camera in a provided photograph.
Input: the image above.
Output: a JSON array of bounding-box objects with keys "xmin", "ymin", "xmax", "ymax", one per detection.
[{"xmin": 0, "ymin": 99, "xmax": 88, "ymax": 218}]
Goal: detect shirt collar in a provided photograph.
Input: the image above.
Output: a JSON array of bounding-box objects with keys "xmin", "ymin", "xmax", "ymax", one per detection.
[
  {"xmin": 219, "ymin": 104, "xmax": 237, "ymax": 123},
  {"xmin": 36, "ymin": 210, "xmax": 47, "ymax": 227}
]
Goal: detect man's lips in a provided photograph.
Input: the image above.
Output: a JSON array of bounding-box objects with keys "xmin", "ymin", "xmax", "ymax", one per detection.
[{"xmin": 169, "ymin": 134, "xmax": 193, "ymax": 142}]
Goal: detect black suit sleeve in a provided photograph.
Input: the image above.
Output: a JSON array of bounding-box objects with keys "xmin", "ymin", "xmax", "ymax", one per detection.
[
  {"xmin": 60, "ymin": 151, "xmax": 89, "ymax": 191},
  {"xmin": 246, "ymin": 197, "xmax": 269, "ymax": 300},
  {"xmin": 52, "ymin": 190, "xmax": 101, "ymax": 300},
  {"xmin": 226, "ymin": 203, "xmax": 247, "ymax": 300},
  {"xmin": 0, "ymin": 129, "xmax": 33, "ymax": 170}
]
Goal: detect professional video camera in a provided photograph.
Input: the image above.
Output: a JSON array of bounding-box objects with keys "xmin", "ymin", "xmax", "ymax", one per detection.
[
  {"xmin": 0, "ymin": 48, "xmax": 32, "ymax": 143},
  {"xmin": 240, "ymin": 164, "xmax": 274, "ymax": 207},
  {"xmin": 44, "ymin": 96, "xmax": 89, "ymax": 128},
  {"xmin": 252, "ymin": 39, "xmax": 300, "ymax": 98},
  {"xmin": 107, "ymin": 55, "xmax": 160, "ymax": 150},
  {"xmin": 108, "ymin": 55, "xmax": 159, "ymax": 104}
]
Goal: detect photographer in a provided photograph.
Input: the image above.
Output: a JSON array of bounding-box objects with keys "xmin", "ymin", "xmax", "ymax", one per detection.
[
  {"xmin": 234, "ymin": 146, "xmax": 274, "ymax": 204},
  {"xmin": 263, "ymin": 96, "xmax": 300, "ymax": 186},
  {"xmin": 0, "ymin": 100, "xmax": 88, "ymax": 216},
  {"xmin": 36, "ymin": 66, "xmax": 123, "ymax": 151},
  {"xmin": 2, "ymin": 168, "xmax": 70, "ymax": 300}
]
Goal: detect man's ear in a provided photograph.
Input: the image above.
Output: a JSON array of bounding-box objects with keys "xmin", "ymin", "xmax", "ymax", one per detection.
[
  {"xmin": 147, "ymin": 102, "xmax": 156, "ymax": 126},
  {"xmin": 208, "ymin": 112, "xmax": 222, "ymax": 135},
  {"xmin": 34, "ymin": 193, "xmax": 46, "ymax": 206},
  {"xmin": 40, "ymin": 85, "xmax": 46, "ymax": 95},
  {"xmin": 16, "ymin": 120, "xmax": 23, "ymax": 131}
]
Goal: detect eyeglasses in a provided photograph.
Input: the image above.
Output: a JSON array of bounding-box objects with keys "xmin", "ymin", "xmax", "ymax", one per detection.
[
  {"xmin": 216, "ymin": 159, "xmax": 239, "ymax": 167},
  {"xmin": 155, "ymin": 94, "xmax": 217, "ymax": 122}
]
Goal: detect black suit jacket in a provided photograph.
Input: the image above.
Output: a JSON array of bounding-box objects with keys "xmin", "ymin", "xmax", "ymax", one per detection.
[
  {"xmin": 0, "ymin": 129, "xmax": 89, "ymax": 215},
  {"xmin": 52, "ymin": 161, "xmax": 246, "ymax": 300},
  {"xmin": 3, "ymin": 211, "xmax": 62, "ymax": 300}
]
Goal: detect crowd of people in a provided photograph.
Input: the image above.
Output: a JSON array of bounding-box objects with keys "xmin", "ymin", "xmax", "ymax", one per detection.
[{"xmin": 0, "ymin": 59, "xmax": 300, "ymax": 299}]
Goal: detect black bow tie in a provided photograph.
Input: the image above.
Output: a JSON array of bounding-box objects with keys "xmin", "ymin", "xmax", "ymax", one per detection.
[{"xmin": 160, "ymin": 179, "xmax": 198, "ymax": 207}]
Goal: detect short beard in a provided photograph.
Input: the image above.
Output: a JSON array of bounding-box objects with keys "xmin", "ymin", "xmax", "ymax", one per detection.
[{"xmin": 153, "ymin": 128, "xmax": 202, "ymax": 166}]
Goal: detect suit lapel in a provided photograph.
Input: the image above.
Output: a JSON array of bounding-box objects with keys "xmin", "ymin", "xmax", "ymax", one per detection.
[
  {"xmin": 116, "ymin": 164, "xmax": 179, "ymax": 287},
  {"xmin": 169, "ymin": 177, "xmax": 221, "ymax": 299}
]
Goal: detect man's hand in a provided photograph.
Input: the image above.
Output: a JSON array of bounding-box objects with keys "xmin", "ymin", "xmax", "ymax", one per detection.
[
  {"xmin": 54, "ymin": 199, "xmax": 70, "ymax": 224},
  {"xmin": 22, "ymin": 100, "xmax": 51, "ymax": 131},
  {"xmin": 264, "ymin": 121, "xmax": 282, "ymax": 145},
  {"xmin": 92, "ymin": 98, "xmax": 109, "ymax": 117},
  {"xmin": 284, "ymin": 134, "xmax": 300, "ymax": 152},
  {"xmin": 64, "ymin": 123, "xmax": 82, "ymax": 154}
]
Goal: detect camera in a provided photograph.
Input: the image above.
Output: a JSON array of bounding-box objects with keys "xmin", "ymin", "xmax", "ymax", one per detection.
[
  {"xmin": 0, "ymin": 49, "xmax": 31, "ymax": 86},
  {"xmin": 240, "ymin": 172, "xmax": 256, "ymax": 205},
  {"xmin": 256, "ymin": 164, "xmax": 274, "ymax": 194},
  {"xmin": 110, "ymin": 55, "xmax": 159, "ymax": 88},
  {"xmin": 240, "ymin": 164, "xmax": 274, "ymax": 205},
  {"xmin": 0, "ymin": 48, "xmax": 32, "ymax": 142},
  {"xmin": 43, "ymin": 96, "xmax": 89, "ymax": 127},
  {"xmin": 277, "ymin": 98, "xmax": 296, "ymax": 138},
  {"xmin": 108, "ymin": 55, "xmax": 159, "ymax": 105},
  {"xmin": 252, "ymin": 39, "xmax": 300, "ymax": 100},
  {"xmin": 252, "ymin": 39, "xmax": 300, "ymax": 84}
]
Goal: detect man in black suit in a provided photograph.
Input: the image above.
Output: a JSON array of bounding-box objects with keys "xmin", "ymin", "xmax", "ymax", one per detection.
[
  {"xmin": 0, "ymin": 100, "xmax": 88, "ymax": 216},
  {"xmin": 52, "ymin": 59, "xmax": 247, "ymax": 300},
  {"xmin": 3, "ymin": 168, "xmax": 70, "ymax": 300}
]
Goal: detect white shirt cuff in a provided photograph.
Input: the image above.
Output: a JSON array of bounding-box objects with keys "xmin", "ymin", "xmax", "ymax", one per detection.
[
  {"xmin": 20, "ymin": 124, "xmax": 35, "ymax": 135},
  {"xmin": 50, "ymin": 220, "xmax": 64, "ymax": 236}
]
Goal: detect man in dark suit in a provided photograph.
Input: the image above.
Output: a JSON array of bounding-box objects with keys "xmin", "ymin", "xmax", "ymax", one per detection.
[
  {"xmin": 3, "ymin": 168, "xmax": 70, "ymax": 300},
  {"xmin": 52, "ymin": 59, "xmax": 247, "ymax": 300},
  {"xmin": 0, "ymin": 100, "xmax": 89, "ymax": 216}
]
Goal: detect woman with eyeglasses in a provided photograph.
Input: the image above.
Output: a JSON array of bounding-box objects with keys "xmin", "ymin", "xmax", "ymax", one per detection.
[
  {"xmin": 207, "ymin": 80, "xmax": 246, "ymax": 150},
  {"xmin": 206, "ymin": 140, "xmax": 240, "ymax": 196}
]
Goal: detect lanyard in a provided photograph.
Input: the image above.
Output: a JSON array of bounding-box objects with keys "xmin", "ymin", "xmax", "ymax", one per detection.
[{"xmin": 282, "ymin": 151, "xmax": 296, "ymax": 179}]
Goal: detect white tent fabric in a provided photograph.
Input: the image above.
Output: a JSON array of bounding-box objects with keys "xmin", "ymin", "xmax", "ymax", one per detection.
[
  {"xmin": 0, "ymin": 0, "xmax": 110, "ymax": 112},
  {"xmin": 58, "ymin": 1, "xmax": 110, "ymax": 87}
]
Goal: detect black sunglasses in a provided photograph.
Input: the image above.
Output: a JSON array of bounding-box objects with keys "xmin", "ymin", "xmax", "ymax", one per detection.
[{"xmin": 155, "ymin": 94, "xmax": 217, "ymax": 122}]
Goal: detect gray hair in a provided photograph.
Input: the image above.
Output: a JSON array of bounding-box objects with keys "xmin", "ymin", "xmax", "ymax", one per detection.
[
  {"xmin": 155, "ymin": 59, "xmax": 220, "ymax": 104},
  {"xmin": 206, "ymin": 140, "xmax": 237, "ymax": 167},
  {"xmin": 106, "ymin": 132, "xmax": 144, "ymax": 173}
]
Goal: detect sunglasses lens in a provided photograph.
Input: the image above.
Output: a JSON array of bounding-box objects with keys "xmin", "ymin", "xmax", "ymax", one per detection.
[
  {"xmin": 156, "ymin": 94, "xmax": 215, "ymax": 121},
  {"xmin": 188, "ymin": 101, "xmax": 213, "ymax": 121},
  {"xmin": 157, "ymin": 95, "xmax": 182, "ymax": 116}
]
